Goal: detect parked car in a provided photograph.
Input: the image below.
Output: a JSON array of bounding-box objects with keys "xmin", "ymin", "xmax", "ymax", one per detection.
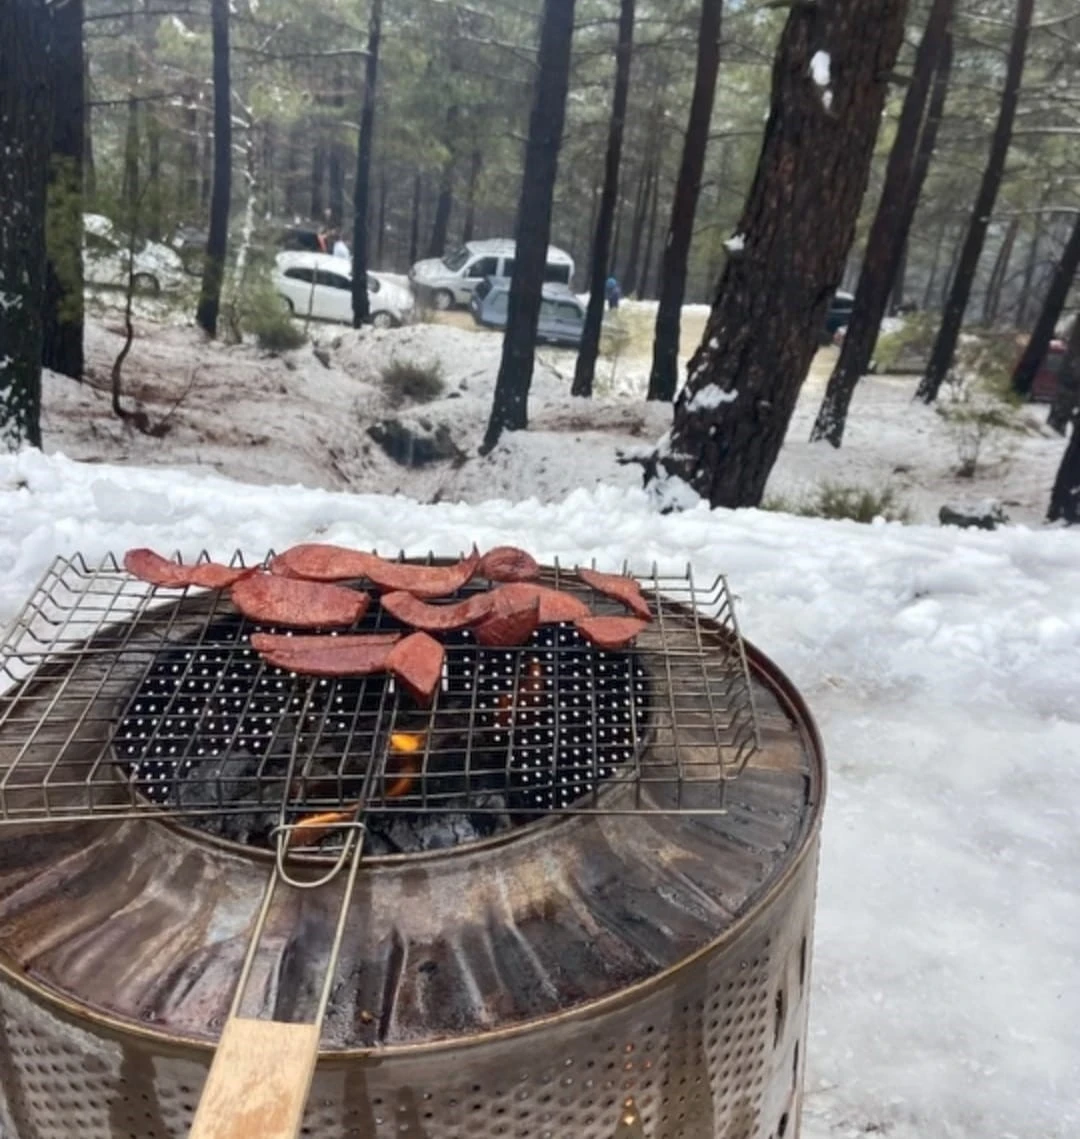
[
  {"xmin": 469, "ymin": 277, "xmax": 586, "ymax": 347},
  {"xmin": 821, "ymin": 290, "xmax": 855, "ymax": 343},
  {"xmin": 274, "ymin": 252, "xmax": 414, "ymax": 328},
  {"xmin": 83, "ymin": 213, "xmax": 186, "ymax": 294},
  {"xmin": 410, "ymin": 239, "xmax": 575, "ymax": 311},
  {"xmin": 168, "ymin": 223, "xmax": 208, "ymax": 275}
]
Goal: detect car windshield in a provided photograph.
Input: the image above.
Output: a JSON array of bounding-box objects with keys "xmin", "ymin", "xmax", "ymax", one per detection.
[{"xmin": 442, "ymin": 246, "xmax": 471, "ymax": 272}]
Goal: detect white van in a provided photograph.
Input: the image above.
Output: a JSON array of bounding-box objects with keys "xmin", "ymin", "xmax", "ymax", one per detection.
[{"xmin": 409, "ymin": 239, "xmax": 574, "ymax": 311}]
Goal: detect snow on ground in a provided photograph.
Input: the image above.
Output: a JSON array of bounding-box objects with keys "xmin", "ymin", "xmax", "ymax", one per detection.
[
  {"xmin": 1, "ymin": 450, "xmax": 1078, "ymax": 1139},
  {"xmin": 40, "ymin": 300, "xmax": 1068, "ymax": 526}
]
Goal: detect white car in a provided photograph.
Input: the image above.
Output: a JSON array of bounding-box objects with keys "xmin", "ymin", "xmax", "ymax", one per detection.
[
  {"xmin": 83, "ymin": 213, "xmax": 186, "ymax": 294},
  {"xmin": 274, "ymin": 252, "xmax": 414, "ymax": 329}
]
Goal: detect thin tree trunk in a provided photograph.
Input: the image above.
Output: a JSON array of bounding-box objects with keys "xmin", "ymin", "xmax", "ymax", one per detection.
[
  {"xmin": 146, "ymin": 109, "xmax": 161, "ymax": 237},
  {"xmin": 1017, "ymin": 200, "xmax": 1050, "ymax": 327},
  {"xmin": 646, "ymin": 0, "xmax": 723, "ymax": 402},
  {"xmin": 200, "ymin": 129, "xmax": 212, "ymax": 209},
  {"xmin": 195, "ymin": 0, "xmax": 231, "ymax": 337},
  {"xmin": 0, "ymin": 0, "xmax": 51, "ymax": 450},
  {"xmin": 917, "ymin": 0, "xmax": 1034, "ymax": 403},
  {"xmin": 329, "ymin": 144, "xmax": 345, "ymax": 227},
  {"xmin": 1011, "ymin": 211, "xmax": 1080, "ymax": 397},
  {"xmin": 644, "ymin": 0, "xmax": 907, "ymax": 509},
  {"xmin": 311, "ymin": 141, "xmax": 325, "ymax": 221},
  {"xmin": 1047, "ymin": 316, "xmax": 1080, "ymax": 519},
  {"xmin": 428, "ymin": 105, "xmax": 459, "ymax": 258},
  {"xmin": 482, "ymin": 0, "xmax": 577, "ymax": 453},
  {"xmin": 621, "ymin": 153, "xmax": 652, "ymax": 296},
  {"xmin": 810, "ymin": 4, "xmax": 952, "ymax": 446},
  {"xmin": 1048, "ymin": 315, "xmax": 1079, "ymax": 436},
  {"xmin": 122, "ymin": 94, "xmax": 139, "ymax": 219},
  {"xmin": 889, "ymin": 239, "xmax": 907, "ymax": 315},
  {"xmin": 922, "ymin": 220, "xmax": 946, "ymax": 310},
  {"xmin": 983, "ymin": 215, "xmax": 1019, "ymax": 325},
  {"xmin": 83, "ymin": 65, "xmax": 96, "ymax": 202},
  {"xmin": 640, "ymin": 164, "xmax": 661, "ymax": 299},
  {"xmin": 609, "ymin": 197, "xmax": 624, "ymax": 277},
  {"xmin": 409, "ymin": 172, "xmax": 422, "ymax": 266},
  {"xmin": 42, "ymin": 0, "xmax": 85, "ymax": 381},
  {"xmin": 462, "ymin": 148, "xmax": 482, "ymax": 245},
  {"xmin": 376, "ymin": 165, "xmax": 389, "ymax": 268},
  {"xmin": 351, "ymin": 0, "xmax": 382, "ymax": 327},
  {"xmin": 572, "ymin": 0, "xmax": 634, "ymax": 399},
  {"xmin": 182, "ymin": 81, "xmax": 200, "ymax": 214}
]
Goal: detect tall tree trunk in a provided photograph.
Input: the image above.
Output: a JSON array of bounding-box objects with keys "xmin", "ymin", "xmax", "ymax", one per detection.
[
  {"xmin": 283, "ymin": 121, "xmax": 300, "ymax": 218},
  {"xmin": 644, "ymin": 0, "xmax": 908, "ymax": 509},
  {"xmin": 0, "ymin": 0, "xmax": 51, "ymax": 450},
  {"xmin": 200, "ymin": 129, "xmax": 212, "ymax": 209},
  {"xmin": 646, "ymin": 0, "xmax": 723, "ymax": 402},
  {"xmin": 462, "ymin": 148, "xmax": 482, "ymax": 245},
  {"xmin": 42, "ymin": 0, "xmax": 85, "ymax": 382},
  {"xmin": 328, "ymin": 144, "xmax": 345, "ymax": 227},
  {"xmin": 916, "ymin": 0, "xmax": 1034, "ymax": 403},
  {"xmin": 1011, "ymin": 211, "xmax": 1080, "ymax": 397},
  {"xmin": 621, "ymin": 153, "xmax": 652, "ymax": 296},
  {"xmin": 83, "ymin": 66, "xmax": 96, "ymax": 202},
  {"xmin": 376, "ymin": 165, "xmax": 389, "ymax": 268},
  {"xmin": 609, "ymin": 197, "xmax": 624, "ymax": 277},
  {"xmin": 351, "ymin": 0, "xmax": 382, "ymax": 327},
  {"xmin": 121, "ymin": 95, "xmax": 139, "ymax": 219},
  {"xmin": 481, "ymin": 0, "xmax": 577, "ymax": 453},
  {"xmin": 408, "ymin": 172, "xmax": 422, "ymax": 266},
  {"xmin": 810, "ymin": 3, "xmax": 952, "ymax": 446},
  {"xmin": 182, "ymin": 81, "xmax": 200, "ymax": 214},
  {"xmin": 889, "ymin": 238, "xmax": 907, "ymax": 315},
  {"xmin": 1047, "ymin": 316, "xmax": 1080, "ymax": 520},
  {"xmin": 571, "ymin": 0, "xmax": 635, "ymax": 399},
  {"xmin": 146, "ymin": 109, "xmax": 162, "ymax": 237},
  {"xmin": 310, "ymin": 141, "xmax": 325, "ymax": 221},
  {"xmin": 639, "ymin": 164, "xmax": 661, "ymax": 299},
  {"xmin": 922, "ymin": 220, "xmax": 947, "ymax": 310},
  {"xmin": 1048, "ymin": 315, "xmax": 1079, "ymax": 436},
  {"xmin": 428, "ymin": 105, "xmax": 459, "ymax": 257},
  {"xmin": 982, "ymin": 215, "xmax": 1019, "ymax": 325},
  {"xmin": 195, "ymin": 0, "xmax": 231, "ymax": 337},
  {"xmin": 1017, "ymin": 198, "xmax": 1050, "ymax": 327}
]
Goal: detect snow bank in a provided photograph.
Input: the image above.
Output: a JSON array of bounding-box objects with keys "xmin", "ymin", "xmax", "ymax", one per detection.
[{"xmin": 1, "ymin": 450, "xmax": 1077, "ymax": 1137}]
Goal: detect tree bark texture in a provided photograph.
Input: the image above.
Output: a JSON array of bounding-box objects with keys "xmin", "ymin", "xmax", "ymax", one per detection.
[
  {"xmin": 916, "ymin": 0, "xmax": 1034, "ymax": 402},
  {"xmin": 982, "ymin": 215, "xmax": 1019, "ymax": 326},
  {"xmin": 0, "ymin": 0, "xmax": 51, "ymax": 450},
  {"xmin": 196, "ymin": 0, "xmax": 232, "ymax": 337},
  {"xmin": 1011, "ymin": 210, "xmax": 1080, "ymax": 397},
  {"xmin": 42, "ymin": 0, "xmax": 85, "ymax": 381},
  {"xmin": 482, "ymin": 0, "xmax": 576, "ymax": 453},
  {"xmin": 571, "ymin": 0, "xmax": 635, "ymax": 400},
  {"xmin": 1047, "ymin": 316, "xmax": 1080, "ymax": 521},
  {"xmin": 646, "ymin": 0, "xmax": 723, "ymax": 402},
  {"xmin": 646, "ymin": 0, "xmax": 908, "ymax": 510},
  {"xmin": 351, "ymin": 0, "xmax": 382, "ymax": 327},
  {"xmin": 810, "ymin": 4, "xmax": 952, "ymax": 447}
]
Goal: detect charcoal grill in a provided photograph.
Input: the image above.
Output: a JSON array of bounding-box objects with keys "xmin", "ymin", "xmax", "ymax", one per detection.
[{"xmin": 0, "ymin": 552, "xmax": 824, "ymax": 1139}]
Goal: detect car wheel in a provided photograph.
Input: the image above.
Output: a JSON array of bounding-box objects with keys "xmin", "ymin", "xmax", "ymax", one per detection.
[
  {"xmin": 433, "ymin": 289, "xmax": 454, "ymax": 311},
  {"xmin": 371, "ymin": 311, "xmax": 396, "ymax": 330},
  {"xmin": 132, "ymin": 272, "xmax": 161, "ymax": 295},
  {"xmin": 279, "ymin": 295, "xmax": 295, "ymax": 315}
]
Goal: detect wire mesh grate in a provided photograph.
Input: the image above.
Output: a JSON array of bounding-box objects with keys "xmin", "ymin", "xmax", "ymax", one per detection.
[{"xmin": 0, "ymin": 552, "xmax": 760, "ymax": 854}]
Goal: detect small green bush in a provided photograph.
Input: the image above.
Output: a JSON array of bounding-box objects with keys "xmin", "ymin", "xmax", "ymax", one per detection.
[
  {"xmin": 243, "ymin": 286, "xmax": 306, "ymax": 353},
  {"xmin": 873, "ymin": 313, "xmax": 937, "ymax": 374},
  {"xmin": 763, "ymin": 482, "xmax": 912, "ymax": 524},
  {"xmin": 381, "ymin": 357, "xmax": 445, "ymax": 406}
]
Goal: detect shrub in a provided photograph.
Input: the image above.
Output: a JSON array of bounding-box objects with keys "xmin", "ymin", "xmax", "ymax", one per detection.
[
  {"xmin": 873, "ymin": 313, "xmax": 938, "ymax": 374},
  {"xmin": 243, "ymin": 285, "xmax": 306, "ymax": 353},
  {"xmin": 763, "ymin": 482, "xmax": 912, "ymax": 524},
  {"xmin": 380, "ymin": 357, "xmax": 445, "ymax": 406}
]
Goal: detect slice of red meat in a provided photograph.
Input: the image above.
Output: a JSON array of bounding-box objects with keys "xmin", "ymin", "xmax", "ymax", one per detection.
[
  {"xmin": 381, "ymin": 590, "xmax": 493, "ymax": 632},
  {"xmin": 473, "ymin": 592, "xmax": 541, "ymax": 647},
  {"xmin": 363, "ymin": 548, "xmax": 481, "ymax": 599},
  {"xmin": 250, "ymin": 632, "xmax": 400, "ymax": 676},
  {"xmin": 231, "ymin": 574, "xmax": 369, "ymax": 629},
  {"xmin": 574, "ymin": 615, "xmax": 649, "ymax": 650},
  {"xmin": 124, "ymin": 548, "xmax": 254, "ymax": 590},
  {"xmin": 387, "ymin": 632, "xmax": 445, "ymax": 705},
  {"xmin": 478, "ymin": 546, "xmax": 540, "ymax": 582},
  {"xmin": 576, "ymin": 567, "xmax": 652, "ymax": 621},
  {"xmin": 492, "ymin": 582, "xmax": 591, "ymax": 625},
  {"xmin": 268, "ymin": 543, "xmax": 378, "ymax": 582}
]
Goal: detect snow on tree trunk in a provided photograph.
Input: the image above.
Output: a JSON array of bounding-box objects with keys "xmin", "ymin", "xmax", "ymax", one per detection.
[
  {"xmin": 810, "ymin": 1, "xmax": 952, "ymax": 447},
  {"xmin": 646, "ymin": 0, "xmax": 722, "ymax": 403},
  {"xmin": 481, "ymin": 0, "xmax": 576, "ymax": 453},
  {"xmin": 351, "ymin": 0, "xmax": 382, "ymax": 327},
  {"xmin": 196, "ymin": 0, "xmax": 232, "ymax": 338},
  {"xmin": 571, "ymin": 0, "xmax": 635, "ymax": 400},
  {"xmin": 644, "ymin": 0, "xmax": 908, "ymax": 510},
  {"xmin": 0, "ymin": 0, "xmax": 51, "ymax": 451},
  {"xmin": 916, "ymin": 0, "xmax": 1034, "ymax": 403},
  {"xmin": 42, "ymin": 0, "xmax": 85, "ymax": 382},
  {"xmin": 1011, "ymin": 210, "xmax": 1080, "ymax": 398}
]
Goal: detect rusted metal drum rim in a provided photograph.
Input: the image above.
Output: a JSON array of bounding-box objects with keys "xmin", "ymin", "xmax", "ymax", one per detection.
[{"xmin": 0, "ymin": 638, "xmax": 824, "ymax": 1060}]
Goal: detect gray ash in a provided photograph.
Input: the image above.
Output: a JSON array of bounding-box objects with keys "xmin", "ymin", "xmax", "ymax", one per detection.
[{"xmin": 112, "ymin": 600, "xmax": 649, "ymax": 855}]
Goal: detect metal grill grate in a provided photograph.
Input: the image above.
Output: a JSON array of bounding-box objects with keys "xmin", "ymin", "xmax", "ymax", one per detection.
[{"xmin": 0, "ymin": 552, "xmax": 760, "ymax": 854}]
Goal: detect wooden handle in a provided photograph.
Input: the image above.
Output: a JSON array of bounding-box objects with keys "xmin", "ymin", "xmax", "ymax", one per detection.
[{"xmin": 189, "ymin": 1018, "xmax": 322, "ymax": 1139}]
